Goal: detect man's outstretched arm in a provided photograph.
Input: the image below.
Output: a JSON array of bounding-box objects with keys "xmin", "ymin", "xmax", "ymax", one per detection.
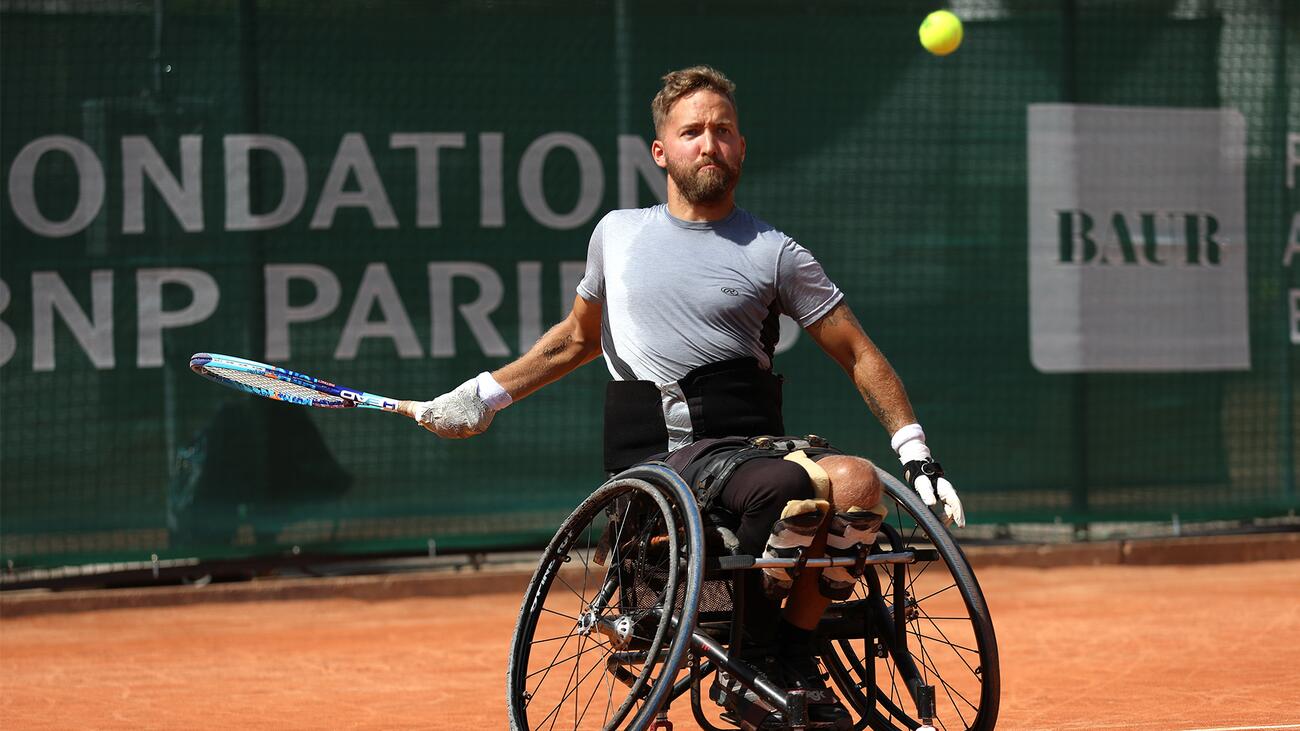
[
  {"xmin": 414, "ymin": 295, "xmax": 603, "ymax": 438},
  {"xmin": 804, "ymin": 300, "xmax": 965, "ymax": 526},
  {"xmin": 492, "ymin": 295, "xmax": 604, "ymax": 401}
]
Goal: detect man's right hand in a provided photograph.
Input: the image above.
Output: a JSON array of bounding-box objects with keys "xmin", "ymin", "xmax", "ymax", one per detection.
[{"xmin": 414, "ymin": 376, "xmax": 497, "ymax": 438}]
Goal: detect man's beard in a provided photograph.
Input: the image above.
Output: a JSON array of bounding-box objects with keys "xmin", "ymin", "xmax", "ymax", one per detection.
[{"xmin": 666, "ymin": 154, "xmax": 741, "ymax": 205}]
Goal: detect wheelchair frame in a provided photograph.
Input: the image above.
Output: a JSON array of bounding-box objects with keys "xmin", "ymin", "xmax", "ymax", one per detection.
[{"xmin": 507, "ymin": 462, "xmax": 1000, "ymax": 731}]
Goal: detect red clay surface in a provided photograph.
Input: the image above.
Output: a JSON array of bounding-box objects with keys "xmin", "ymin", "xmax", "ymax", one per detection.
[{"xmin": 3, "ymin": 559, "xmax": 1298, "ymax": 730}]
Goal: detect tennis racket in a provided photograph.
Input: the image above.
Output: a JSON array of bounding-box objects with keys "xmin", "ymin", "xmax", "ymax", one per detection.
[{"xmin": 189, "ymin": 352, "xmax": 417, "ymax": 418}]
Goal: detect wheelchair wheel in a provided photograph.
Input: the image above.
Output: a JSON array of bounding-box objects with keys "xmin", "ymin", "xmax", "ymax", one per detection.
[
  {"xmin": 507, "ymin": 465, "xmax": 705, "ymax": 731},
  {"xmin": 820, "ymin": 469, "xmax": 1000, "ymax": 731}
]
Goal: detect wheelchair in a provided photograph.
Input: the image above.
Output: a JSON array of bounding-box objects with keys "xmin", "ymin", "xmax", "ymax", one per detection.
[{"xmin": 506, "ymin": 455, "xmax": 1000, "ymax": 731}]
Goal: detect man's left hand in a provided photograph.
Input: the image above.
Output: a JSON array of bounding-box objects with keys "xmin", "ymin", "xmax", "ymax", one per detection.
[
  {"xmin": 892, "ymin": 424, "xmax": 965, "ymax": 527},
  {"xmin": 902, "ymin": 458, "xmax": 965, "ymax": 527}
]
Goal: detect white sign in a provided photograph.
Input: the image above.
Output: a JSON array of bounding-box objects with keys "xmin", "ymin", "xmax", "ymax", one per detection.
[{"xmin": 1028, "ymin": 104, "xmax": 1250, "ymax": 372}]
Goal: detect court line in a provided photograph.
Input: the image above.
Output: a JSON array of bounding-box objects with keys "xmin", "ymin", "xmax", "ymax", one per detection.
[{"xmin": 1180, "ymin": 725, "xmax": 1300, "ymax": 731}]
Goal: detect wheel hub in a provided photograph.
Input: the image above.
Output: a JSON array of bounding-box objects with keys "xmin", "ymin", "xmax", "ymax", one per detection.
[{"xmin": 592, "ymin": 614, "xmax": 635, "ymax": 649}]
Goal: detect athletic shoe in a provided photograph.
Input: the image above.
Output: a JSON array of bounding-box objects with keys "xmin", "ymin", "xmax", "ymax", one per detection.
[
  {"xmin": 777, "ymin": 650, "xmax": 853, "ymax": 730},
  {"xmin": 709, "ymin": 662, "xmax": 786, "ymax": 730}
]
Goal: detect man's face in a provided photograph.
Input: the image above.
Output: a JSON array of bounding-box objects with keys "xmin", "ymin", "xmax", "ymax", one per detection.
[{"xmin": 654, "ymin": 90, "xmax": 745, "ymax": 205}]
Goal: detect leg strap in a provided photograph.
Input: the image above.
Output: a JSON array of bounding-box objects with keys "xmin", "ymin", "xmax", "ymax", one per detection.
[
  {"xmin": 818, "ymin": 505, "xmax": 887, "ymax": 601},
  {"xmin": 760, "ymin": 499, "xmax": 828, "ymax": 600}
]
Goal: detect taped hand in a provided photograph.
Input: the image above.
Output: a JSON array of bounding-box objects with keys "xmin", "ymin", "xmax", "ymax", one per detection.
[{"xmin": 414, "ymin": 377, "xmax": 495, "ymax": 438}]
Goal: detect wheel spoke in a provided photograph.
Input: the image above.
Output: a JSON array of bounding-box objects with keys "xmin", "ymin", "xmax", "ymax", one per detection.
[
  {"xmin": 912, "ymin": 581, "xmax": 960, "ymax": 605},
  {"xmin": 908, "ymin": 630, "xmax": 980, "ymax": 657},
  {"xmin": 553, "ymin": 571, "xmax": 592, "ymax": 607},
  {"xmin": 538, "ymin": 606, "xmax": 581, "ymax": 623},
  {"xmin": 526, "ymin": 637, "xmax": 613, "ymax": 682},
  {"xmin": 568, "ymin": 637, "xmax": 630, "ymax": 728},
  {"xmin": 526, "ymin": 621, "xmax": 584, "ymax": 693},
  {"xmin": 913, "ymin": 603, "xmax": 983, "ymax": 673},
  {"xmin": 529, "ymin": 630, "xmax": 586, "ymax": 646},
  {"xmin": 915, "ymin": 639, "xmax": 978, "ymax": 727}
]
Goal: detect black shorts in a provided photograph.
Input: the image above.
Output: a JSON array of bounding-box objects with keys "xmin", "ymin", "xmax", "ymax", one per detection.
[{"xmin": 659, "ymin": 437, "xmax": 833, "ymax": 557}]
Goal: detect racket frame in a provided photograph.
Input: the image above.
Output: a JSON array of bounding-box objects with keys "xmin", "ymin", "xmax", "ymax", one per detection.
[{"xmin": 189, "ymin": 352, "xmax": 405, "ymax": 412}]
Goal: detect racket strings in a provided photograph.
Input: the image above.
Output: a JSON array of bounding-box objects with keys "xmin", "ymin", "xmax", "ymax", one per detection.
[{"xmin": 207, "ymin": 365, "xmax": 345, "ymax": 405}]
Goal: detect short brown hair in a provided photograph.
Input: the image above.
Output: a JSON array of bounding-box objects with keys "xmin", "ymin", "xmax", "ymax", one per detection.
[{"xmin": 651, "ymin": 65, "xmax": 737, "ymax": 134}]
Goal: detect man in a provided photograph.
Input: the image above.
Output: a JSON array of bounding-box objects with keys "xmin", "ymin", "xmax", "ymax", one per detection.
[{"xmin": 415, "ymin": 66, "xmax": 964, "ymax": 729}]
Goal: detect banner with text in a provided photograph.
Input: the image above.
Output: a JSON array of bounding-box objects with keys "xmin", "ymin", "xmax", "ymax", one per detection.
[{"xmin": 1028, "ymin": 104, "xmax": 1250, "ymax": 372}]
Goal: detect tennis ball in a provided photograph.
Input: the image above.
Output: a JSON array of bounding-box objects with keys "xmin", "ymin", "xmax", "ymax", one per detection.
[{"xmin": 919, "ymin": 10, "xmax": 963, "ymax": 56}]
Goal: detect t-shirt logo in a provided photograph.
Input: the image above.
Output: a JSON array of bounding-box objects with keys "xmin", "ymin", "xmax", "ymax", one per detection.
[{"xmin": 720, "ymin": 287, "xmax": 740, "ymax": 296}]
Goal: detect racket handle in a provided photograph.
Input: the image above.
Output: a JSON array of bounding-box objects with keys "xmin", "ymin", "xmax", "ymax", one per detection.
[{"xmin": 395, "ymin": 399, "xmax": 419, "ymax": 419}]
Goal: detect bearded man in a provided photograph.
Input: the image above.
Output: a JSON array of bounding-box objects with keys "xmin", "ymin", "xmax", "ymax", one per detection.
[{"xmin": 415, "ymin": 65, "xmax": 964, "ymax": 729}]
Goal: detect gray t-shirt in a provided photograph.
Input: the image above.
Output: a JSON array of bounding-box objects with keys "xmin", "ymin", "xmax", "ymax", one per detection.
[{"xmin": 577, "ymin": 204, "xmax": 843, "ymax": 447}]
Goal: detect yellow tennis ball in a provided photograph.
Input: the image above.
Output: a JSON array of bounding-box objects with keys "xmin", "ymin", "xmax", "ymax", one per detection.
[{"xmin": 919, "ymin": 10, "xmax": 963, "ymax": 56}]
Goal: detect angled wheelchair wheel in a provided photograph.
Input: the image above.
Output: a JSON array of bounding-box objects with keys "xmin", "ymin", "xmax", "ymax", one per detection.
[
  {"xmin": 507, "ymin": 464, "xmax": 705, "ymax": 731},
  {"xmin": 820, "ymin": 469, "xmax": 1000, "ymax": 731}
]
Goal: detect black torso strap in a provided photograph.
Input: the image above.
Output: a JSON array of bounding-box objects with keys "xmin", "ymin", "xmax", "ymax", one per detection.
[{"xmin": 603, "ymin": 357, "xmax": 785, "ymax": 472}]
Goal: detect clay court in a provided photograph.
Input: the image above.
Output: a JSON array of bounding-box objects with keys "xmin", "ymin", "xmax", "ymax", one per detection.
[
  {"xmin": 3, "ymin": 2, "xmax": 1297, "ymax": 730},
  {"xmin": 3, "ymin": 549, "xmax": 1298, "ymax": 730}
]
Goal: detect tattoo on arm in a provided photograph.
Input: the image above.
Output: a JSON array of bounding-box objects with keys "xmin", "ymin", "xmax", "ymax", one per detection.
[
  {"xmin": 858, "ymin": 386, "xmax": 887, "ymax": 425},
  {"xmin": 811, "ymin": 302, "xmax": 858, "ymax": 332},
  {"xmin": 810, "ymin": 301, "xmax": 916, "ymax": 432},
  {"xmin": 541, "ymin": 334, "xmax": 573, "ymax": 360}
]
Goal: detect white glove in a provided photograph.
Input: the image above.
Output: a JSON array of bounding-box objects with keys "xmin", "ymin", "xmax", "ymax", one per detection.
[
  {"xmin": 414, "ymin": 372, "xmax": 512, "ymax": 438},
  {"xmin": 891, "ymin": 424, "xmax": 966, "ymax": 528}
]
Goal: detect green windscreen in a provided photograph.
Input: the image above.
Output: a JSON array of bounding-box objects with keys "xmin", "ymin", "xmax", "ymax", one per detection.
[{"xmin": 1, "ymin": 0, "xmax": 1295, "ymax": 569}]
